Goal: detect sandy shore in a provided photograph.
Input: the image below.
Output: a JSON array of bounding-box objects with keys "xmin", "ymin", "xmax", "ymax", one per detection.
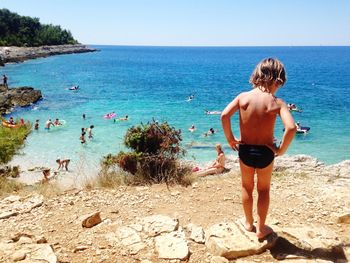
[{"xmin": 0, "ymin": 44, "xmax": 96, "ymax": 65}]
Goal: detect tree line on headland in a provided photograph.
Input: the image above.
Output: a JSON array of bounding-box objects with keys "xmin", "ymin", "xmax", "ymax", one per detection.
[{"xmin": 0, "ymin": 9, "xmax": 78, "ymax": 47}]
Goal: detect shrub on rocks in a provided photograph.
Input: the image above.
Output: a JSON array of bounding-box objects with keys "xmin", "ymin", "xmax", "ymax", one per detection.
[
  {"xmin": 100, "ymin": 120, "xmax": 191, "ymax": 186},
  {"xmin": 0, "ymin": 119, "xmax": 32, "ymax": 164}
]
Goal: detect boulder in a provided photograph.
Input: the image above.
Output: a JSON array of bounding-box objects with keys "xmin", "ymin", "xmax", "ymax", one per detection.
[
  {"xmin": 114, "ymin": 226, "xmax": 145, "ymax": 255},
  {"xmin": 187, "ymin": 223, "xmax": 205, "ymax": 244},
  {"xmin": 155, "ymin": 230, "xmax": 189, "ymax": 260},
  {"xmin": 280, "ymin": 226, "xmax": 342, "ymax": 250},
  {"xmin": 81, "ymin": 212, "xmax": 102, "ymax": 228},
  {"xmin": 205, "ymin": 221, "xmax": 276, "ymax": 260},
  {"xmin": 0, "ymin": 86, "xmax": 42, "ymax": 114},
  {"xmin": 141, "ymin": 215, "xmax": 179, "ymax": 237}
]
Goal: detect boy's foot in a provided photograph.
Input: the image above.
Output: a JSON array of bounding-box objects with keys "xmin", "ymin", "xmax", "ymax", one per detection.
[
  {"xmin": 238, "ymin": 219, "xmax": 256, "ymax": 233},
  {"xmin": 257, "ymin": 225, "xmax": 274, "ymax": 242}
]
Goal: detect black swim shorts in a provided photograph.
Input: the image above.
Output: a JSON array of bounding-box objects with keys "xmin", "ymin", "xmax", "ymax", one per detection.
[{"xmin": 238, "ymin": 144, "xmax": 275, "ymax": 169}]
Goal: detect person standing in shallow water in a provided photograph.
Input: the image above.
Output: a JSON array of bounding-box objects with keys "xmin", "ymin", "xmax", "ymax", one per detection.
[
  {"xmin": 221, "ymin": 58, "xmax": 296, "ymax": 241},
  {"xmin": 2, "ymin": 75, "xmax": 8, "ymax": 89}
]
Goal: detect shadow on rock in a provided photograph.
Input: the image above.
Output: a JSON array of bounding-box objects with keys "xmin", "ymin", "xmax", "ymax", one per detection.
[{"xmin": 269, "ymin": 236, "xmax": 347, "ymax": 262}]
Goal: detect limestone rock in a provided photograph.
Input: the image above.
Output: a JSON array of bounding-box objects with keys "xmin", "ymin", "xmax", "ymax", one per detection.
[
  {"xmin": 0, "ymin": 194, "xmax": 44, "ymax": 220},
  {"xmin": 0, "ymin": 87, "xmax": 42, "ymax": 114},
  {"xmin": 82, "ymin": 212, "xmax": 102, "ymax": 228},
  {"xmin": 205, "ymin": 222, "xmax": 276, "ymax": 259},
  {"xmin": 142, "ymin": 215, "xmax": 179, "ymax": 237},
  {"xmin": 187, "ymin": 223, "xmax": 205, "ymax": 244},
  {"xmin": 280, "ymin": 226, "xmax": 341, "ymax": 250},
  {"xmin": 115, "ymin": 226, "xmax": 145, "ymax": 255},
  {"xmin": 3, "ymin": 195, "xmax": 21, "ymax": 203},
  {"xmin": 155, "ymin": 230, "xmax": 189, "ymax": 260},
  {"xmin": 73, "ymin": 245, "xmax": 90, "ymax": 253},
  {"xmin": 11, "ymin": 251, "xmax": 26, "ymax": 261},
  {"xmin": 210, "ymin": 256, "xmax": 229, "ymax": 263},
  {"xmin": 30, "ymin": 244, "xmax": 57, "ymax": 263},
  {"xmin": 18, "ymin": 236, "xmax": 33, "ymax": 245},
  {"xmin": 0, "ymin": 211, "xmax": 18, "ymax": 220},
  {"xmin": 337, "ymin": 212, "xmax": 350, "ymax": 224}
]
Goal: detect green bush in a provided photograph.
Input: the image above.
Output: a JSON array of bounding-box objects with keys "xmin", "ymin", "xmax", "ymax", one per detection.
[
  {"xmin": 100, "ymin": 120, "xmax": 191, "ymax": 185},
  {"xmin": 0, "ymin": 120, "xmax": 32, "ymax": 164}
]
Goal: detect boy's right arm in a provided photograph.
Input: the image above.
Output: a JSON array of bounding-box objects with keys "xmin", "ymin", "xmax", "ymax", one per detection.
[
  {"xmin": 277, "ymin": 100, "xmax": 297, "ymax": 156},
  {"xmin": 221, "ymin": 95, "xmax": 240, "ymax": 151}
]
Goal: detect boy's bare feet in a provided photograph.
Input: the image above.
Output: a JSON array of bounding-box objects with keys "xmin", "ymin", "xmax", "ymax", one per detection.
[
  {"xmin": 256, "ymin": 225, "xmax": 274, "ymax": 241},
  {"xmin": 244, "ymin": 221, "xmax": 256, "ymax": 232},
  {"xmin": 239, "ymin": 218, "xmax": 256, "ymax": 232}
]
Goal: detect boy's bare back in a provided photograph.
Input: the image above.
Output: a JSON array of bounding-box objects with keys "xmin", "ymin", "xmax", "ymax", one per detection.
[{"xmin": 238, "ymin": 88, "xmax": 282, "ymax": 147}]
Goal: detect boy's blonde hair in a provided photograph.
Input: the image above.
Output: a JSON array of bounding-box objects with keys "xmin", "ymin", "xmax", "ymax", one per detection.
[{"xmin": 249, "ymin": 58, "xmax": 286, "ymax": 90}]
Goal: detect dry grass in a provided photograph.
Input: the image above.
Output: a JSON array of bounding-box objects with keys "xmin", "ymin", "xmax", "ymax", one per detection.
[
  {"xmin": 30, "ymin": 181, "xmax": 62, "ymax": 198},
  {"xmin": 0, "ymin": 177, "xmax": 24, "ymax": 197}
]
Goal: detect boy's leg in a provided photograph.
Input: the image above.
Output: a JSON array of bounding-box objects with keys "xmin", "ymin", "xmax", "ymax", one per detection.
[
  {"xmin": 256, "ymin": 161, "xmax": 274, "ymax": 239},
  {"xmin": 239, "ymin": 160, "xmax": 255, "ymax": 231}
]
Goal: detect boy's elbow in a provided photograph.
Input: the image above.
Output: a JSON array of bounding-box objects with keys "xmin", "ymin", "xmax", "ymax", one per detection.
[
  {"xmin": 220, "ymin": 112, "xmax": 229, "ymax": 122},
  {"xmin": 286, "ymin": 124, "xmax": 297, "ymax": 134}
]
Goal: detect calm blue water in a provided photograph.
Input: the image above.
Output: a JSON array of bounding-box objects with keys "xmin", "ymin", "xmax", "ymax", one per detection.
[{"xmin": 2, "ymin": 46, "xmax": 350, "ymax": 174}]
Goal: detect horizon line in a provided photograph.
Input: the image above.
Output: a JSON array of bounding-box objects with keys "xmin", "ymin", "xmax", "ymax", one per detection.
[{"xmin": 84, "ymin": 43, "xmax": 350, "ymax": 48}]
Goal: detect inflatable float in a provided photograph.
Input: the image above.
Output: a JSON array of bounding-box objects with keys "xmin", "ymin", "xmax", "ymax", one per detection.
[
  {"xmin": 2, "ymin": 121, "xmax": 19, "ymax": 128},
  {"xmin": 104, "ymin": 113, "xmax": 116, "ymax": 119},
  {"xmin": 51, "ymin": 120, "xmax": 67, "ymax": 129}
]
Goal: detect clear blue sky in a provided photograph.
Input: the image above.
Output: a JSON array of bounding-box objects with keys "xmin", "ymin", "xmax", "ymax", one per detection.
[{"xmin": 1, "ymin": 0, "xmax": 350, "ymax": 46}]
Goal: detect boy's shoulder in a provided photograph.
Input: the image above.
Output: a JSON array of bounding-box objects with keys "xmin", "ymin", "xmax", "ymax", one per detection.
[{"xmin": 275, "ymin": 97, "xmax": 287, "ymax": 106}]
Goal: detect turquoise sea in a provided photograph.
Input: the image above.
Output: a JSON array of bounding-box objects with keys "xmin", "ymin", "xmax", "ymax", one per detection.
[{"xmin": 2, "ymin": 46, "xmax": 350, "ymax": 176}]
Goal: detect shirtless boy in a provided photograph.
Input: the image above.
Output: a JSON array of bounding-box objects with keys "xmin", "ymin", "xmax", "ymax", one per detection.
[{"xmin": 221, "ymin": 58, "xmax": 296, "ymax": 240}]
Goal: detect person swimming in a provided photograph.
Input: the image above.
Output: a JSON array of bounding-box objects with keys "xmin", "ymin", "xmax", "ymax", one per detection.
[
  {"xmin": 54, "ymin": 118, "xmax": 62, "ymax": 126},
  {"xmin": 45, "ymin": 119, "xmax": 54, "ymax": 129},
  {"xmin": 69, "ymin": 85, "xmax": 79, "ymax": 91},
  {"xmin": 204, "ymin": 127, "xmax": 215, "ymax": 136},
  {"xmin": 34, "ymin": 119, "xmax": 39, "ymax": 130},
  {"xmin": 188, "ymin": 124, "xmax": 196, "ymax": 132}
]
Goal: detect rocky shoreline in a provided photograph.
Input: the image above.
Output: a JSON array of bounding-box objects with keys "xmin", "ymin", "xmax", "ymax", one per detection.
[
  {"xmin": 0, "ymin": 85, "xmax": 42, "ymax": 115},
  {"xmin": 0, "ymin": 44, "xmax": 96, "ymax": 66}
]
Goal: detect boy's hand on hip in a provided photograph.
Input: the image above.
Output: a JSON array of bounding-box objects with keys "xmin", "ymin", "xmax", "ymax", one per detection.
[{"xmin": 229, "ymin": 139, "xmax": 240, "ymax": 151}]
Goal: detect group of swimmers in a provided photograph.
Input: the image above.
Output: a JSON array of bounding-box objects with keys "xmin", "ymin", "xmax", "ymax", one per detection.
[
  {"xmin": 188, "ymin": 125, "xmax": 216, "ymax": 137},
  {"xmin": 80, "ymin": 125, "xmax": 94, "ymax": 144},
  {"xmin": 43, "ymin": 118, "xmax": 63, "ymax": 129}
]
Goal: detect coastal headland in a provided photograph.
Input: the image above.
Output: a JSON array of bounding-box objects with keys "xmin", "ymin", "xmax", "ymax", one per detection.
[{"xmin": 0, "ymin": 44, "xmax": 97, "ymax": 66}]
